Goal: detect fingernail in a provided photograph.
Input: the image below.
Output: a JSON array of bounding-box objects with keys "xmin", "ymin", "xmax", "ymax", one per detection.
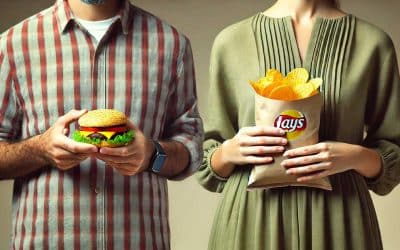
[
  {"xmin": 282, "ymin": 138, "xmax": 288, "ymax": 144},
  {"xmin": 283, "ymin": 151, "xmax": 289, "ymax": 157},
  {"xmin": 278, "ymin": 146, "xmax": 285, "ymax": 152},
  {"xmin": 286, "ymin": 170, "xmax": 292, "ymax": 174},
  {"xmin": 279, "ymin": 129, "xmax": 286, "ymax": 135}
]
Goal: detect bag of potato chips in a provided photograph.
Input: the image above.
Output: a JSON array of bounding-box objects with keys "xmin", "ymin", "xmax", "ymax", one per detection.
[{"xmin": 247, "ymin": 68, "xmax": 332, "ymax": 190}]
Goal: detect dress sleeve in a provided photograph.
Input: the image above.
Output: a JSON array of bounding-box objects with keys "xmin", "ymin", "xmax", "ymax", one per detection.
[
  {"xmin": 196, "ymin": 34, "xmax": 239, "ymax": 193},
  {"xmin": 164, "ymin": 37, "xmax": 204, "ymax": 180},
  {"xmin": 363, "ymin": 38, "xmax": 400, "ymax": 195},
  {"xmin": 0, "ymin": 37, "xmax": 22, "ymax": 142}
]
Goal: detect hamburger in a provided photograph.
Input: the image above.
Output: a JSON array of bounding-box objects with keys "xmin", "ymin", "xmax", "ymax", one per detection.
[{"xmin": 72, "ymin": 109, "xmax": 134, "ymax": 147}]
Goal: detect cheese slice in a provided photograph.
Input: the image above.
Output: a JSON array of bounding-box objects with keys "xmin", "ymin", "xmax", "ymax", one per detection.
[{"xmin": 80, "ymin": 130, "xmax": 117, "ymax": 139}]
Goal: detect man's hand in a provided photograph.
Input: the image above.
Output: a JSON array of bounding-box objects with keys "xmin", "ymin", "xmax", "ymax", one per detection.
[
  {"xmin": 94, "ymin": 120, "xmax": 155, "ymax": 176},
  {"xmin": 38, "ymin": 110, "xmax": 98, "ymax": 170}
]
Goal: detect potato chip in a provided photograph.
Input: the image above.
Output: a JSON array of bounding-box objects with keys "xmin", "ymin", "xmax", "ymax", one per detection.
[
  {"xmin": 269, "ymin": 84, "xmax": 297, "ymax": 101},
  {"xmin": 265, "ymin": 69, "xmax": 284, "ymax": 83},
  {"xmin": 249, "ymin": 68, "xmax": 323, "ymax": 101},
  {"xmin": 308, "ymin": 78, "xmax": 323, "ymax": 90},
  {"xmin": 285, "ymin": 68, "xmax": 309, "ymax": 85},
  {"xmin": 292, "ymin": 82, "xmax": 315, "ymax": 99}
]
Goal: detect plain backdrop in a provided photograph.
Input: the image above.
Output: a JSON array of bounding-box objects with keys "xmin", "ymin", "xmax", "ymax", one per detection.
[{"xmin": 0, "ymin": 0, "xmax": 399, "ymax": 249}]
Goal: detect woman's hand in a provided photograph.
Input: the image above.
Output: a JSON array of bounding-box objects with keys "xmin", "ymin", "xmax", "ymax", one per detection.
[
  {"xmin": 211, "ymin": 126, "xmax": 287, "ymax": 178},
  {"xmin": 281, "ymin": 141, "xmax": 382, "ymax": 182}
]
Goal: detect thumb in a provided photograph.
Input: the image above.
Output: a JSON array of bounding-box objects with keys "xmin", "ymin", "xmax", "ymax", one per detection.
[
  {"xmin": 56, "ymin": 109, "xmax": 87, "ymax": 131},
  {"xmin": 126, "ymin": 119, "xmax": 138, "ymax": 131}
]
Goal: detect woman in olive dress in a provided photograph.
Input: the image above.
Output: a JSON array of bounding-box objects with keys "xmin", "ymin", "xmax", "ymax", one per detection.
[{"xmin": 197, "ymin": 0, "xmax": 400, "ymax": 249}]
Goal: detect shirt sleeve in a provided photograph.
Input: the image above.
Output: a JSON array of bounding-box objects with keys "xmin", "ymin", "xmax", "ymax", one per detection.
[
  {"xmin": 196, "ymin": 33, "xmax": 238, "ymax": 193},
  {"xmin": 163, "ymin": 37, "xmax": 204, "ymax": 180},
  {"xmin": 0, "ymin": 38, "xmax": 22, "ymax": 142},
  {"xmin": 363, "ymin": 37, "xmax": 400, "ymax": 195}
]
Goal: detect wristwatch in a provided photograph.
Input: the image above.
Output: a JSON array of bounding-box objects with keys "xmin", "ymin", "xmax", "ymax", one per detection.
[{"xmin": 150, "ymin": 140, "xmax": 167, "ymax": 173}]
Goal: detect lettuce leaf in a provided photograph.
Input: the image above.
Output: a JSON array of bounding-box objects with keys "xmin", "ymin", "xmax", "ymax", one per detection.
[{"xmin": 72, "ymin": 130, "xmax": 135, "ymax": 146}]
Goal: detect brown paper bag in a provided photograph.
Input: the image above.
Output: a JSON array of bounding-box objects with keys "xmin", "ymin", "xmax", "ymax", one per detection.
[{"xmin": 247, "ymin": 93, "xmax": 332, "ymax": 190}]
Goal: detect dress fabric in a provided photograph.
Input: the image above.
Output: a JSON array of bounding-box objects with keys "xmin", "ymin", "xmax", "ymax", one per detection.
[{"xmin": 197, "ymin": 13, "xmax": 400, "ymax": 250}]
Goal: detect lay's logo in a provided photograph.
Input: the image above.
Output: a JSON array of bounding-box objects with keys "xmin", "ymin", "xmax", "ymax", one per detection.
[{"xmin": 274, "ymin": 110, "xmax": 307, "ymax": 140}]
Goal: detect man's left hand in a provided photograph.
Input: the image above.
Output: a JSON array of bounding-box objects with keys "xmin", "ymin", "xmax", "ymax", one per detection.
[{"xmin": 94, "ymin": 120, "xmax": 155, "ymax": 176}]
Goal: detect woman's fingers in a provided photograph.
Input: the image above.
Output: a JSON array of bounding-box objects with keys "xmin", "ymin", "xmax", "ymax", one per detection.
[
  {"xmin": 239, "ymin": 136, "xmax": 287, "ymax": 147},
  {"xmin": 239, "ymin": 126, "xmax": 285, "ymax": 137},
  {"xmin": 240, "ymin": 146, "xmax": 285, "ymax": 156}
]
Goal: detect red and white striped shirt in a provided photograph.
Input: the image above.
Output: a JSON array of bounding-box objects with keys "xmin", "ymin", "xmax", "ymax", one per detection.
[{"xmin": 0, "ymin": 0, "xmax": 203, "ymax": 249}]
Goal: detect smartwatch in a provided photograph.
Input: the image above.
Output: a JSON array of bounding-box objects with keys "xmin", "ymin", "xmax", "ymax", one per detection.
[{"xmin": 150, "ymin": 140, "xmax": 167, "ymax": 173}]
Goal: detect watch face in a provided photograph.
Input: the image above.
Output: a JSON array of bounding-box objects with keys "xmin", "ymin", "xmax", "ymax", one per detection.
[
  {"xmin": 152, "ymin": 152, "xmax": 166, "ymax": 173},
  {"xmin": 151, "ymin": 140, "xmax": 166, "ymax": 173}
]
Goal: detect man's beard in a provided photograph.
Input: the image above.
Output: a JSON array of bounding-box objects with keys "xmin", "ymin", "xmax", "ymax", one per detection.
[{"xmin": 81, "ymin": 0, "xmax": 106, "ymax": 4}]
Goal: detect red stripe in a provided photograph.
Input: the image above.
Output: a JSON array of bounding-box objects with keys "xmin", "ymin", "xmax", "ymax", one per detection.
[
  {"xmin": 106, "ymin": 167, "xmax": 114, "ymax": 250},
  {"xmin": 149, "ymin": 174, "xmax": 157, "ymax": 250},
  {"xmin": 123, "ymin": 28, "xmax": 133, "ymax": 249},
  {"xmin": 69, "ymin": 29, "xmax": 81, "ymax": 250},
  {"xmin": 138, "ymin": 173, "xmax": 145, "ymax": 250},
  {"xmin": 157, "ymin": 177, "xmax": 166, "ymax": 249},
  {"xmin": 123, "ymin": 177, "xmax": 131, "ymax": 249},
  {"xmin": 139, "ymin": 16, "xmax": 149, "ymax": 250},
  {"xmin": 107, "ymin": 39, "xmax": 116, "ymax": 109},
  {"xmin": 18, "ymin": 182, "xmax": 30, "ymax": 250},
  {"xmin": 90, "ymin": 158, "xmax": 97, "ymax": 250},
  {"xmin": 52, "ymin": 13, "xmax": 65, "ymax": 249},
  {"xmin": 0, "ymin": 70, "xmax": 12, "ymax": 125},
  {"xmin": 57, "ymin": 172, "xmax": 65, "ymax": 250},
  {"xmin": 28, "ymin": 177, "xmax": 39, "ymax": 250},
  {"xmin": 72, "ymin": 168, "xmax": 81, "ymax": 250},
  {"xmin": 37, "ymin": 15, "xmax": 51, "ymax": 129},
  {"xmin": 43, "ymin": 171, "xmax": 51, "ymax": 250},
  {"xmin": 106, "ymin": 37, "xmax": 117, "ymax": 250},
  {"xmin": 85, "ymin": 35, "xmax": 96, "ymax": 110}
]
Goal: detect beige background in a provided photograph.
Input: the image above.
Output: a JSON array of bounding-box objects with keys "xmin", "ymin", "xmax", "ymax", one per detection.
[{"xmin": 0, "ymin": 0, "xmax": 399, "ymax": 249}]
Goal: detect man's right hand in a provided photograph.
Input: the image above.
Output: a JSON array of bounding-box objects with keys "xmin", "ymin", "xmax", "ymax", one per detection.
[{"xmin": 38, "ymin": 110, "xmax": 98, "ymax": 170}]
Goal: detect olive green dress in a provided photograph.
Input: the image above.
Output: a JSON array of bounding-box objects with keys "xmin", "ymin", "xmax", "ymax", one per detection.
[{"xmin": 197, "ymin": 13, "xmax": 400, "ymax": 250}]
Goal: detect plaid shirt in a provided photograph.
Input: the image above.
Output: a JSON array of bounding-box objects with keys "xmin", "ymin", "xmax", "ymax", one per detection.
[{"xmin": 0, "ymin": 0, "xmax": 203, "ymax": 249}]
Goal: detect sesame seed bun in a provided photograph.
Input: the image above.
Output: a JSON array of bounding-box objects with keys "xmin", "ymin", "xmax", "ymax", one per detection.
[{"xmin": 78, "ymin": 109, "xmax": 127, "ymax": 127}]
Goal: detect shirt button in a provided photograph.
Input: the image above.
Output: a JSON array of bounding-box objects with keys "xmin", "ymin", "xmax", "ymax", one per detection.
[{"xmin": 94, "ymin": 188, "xmax": 100, "ymax": 194}]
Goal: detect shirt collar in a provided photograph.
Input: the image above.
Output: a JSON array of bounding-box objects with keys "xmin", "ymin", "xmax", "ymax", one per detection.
[{"xmin": 54, "ymin": 0, "xmax": 132, "ymax": 35}]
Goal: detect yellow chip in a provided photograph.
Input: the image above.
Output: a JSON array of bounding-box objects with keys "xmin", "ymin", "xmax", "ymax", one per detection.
[
  {"xmin": 265, "ymin": 69, "xmax": 284, "ymax": 83},
  {"xmin": 261, "ymin": 82, "xmax": 282, "ymax": 97},
  {"xmin": 292, "ymin": 82, "xmax": 316, "ymax": 99},
  {"xmin": 249, "ymin": 80, "xmax": 264, "ymax": 95},
  {"xmin": 308, "ymin": 78, "xmax": 323, "ymax": 90},
  {"xmin": 285, "ymin": 68, "xmax": 309, "ymax": 85},
  {"xmin": 268, "ymin": 84, "xmax": 297, "ymax": 101}
]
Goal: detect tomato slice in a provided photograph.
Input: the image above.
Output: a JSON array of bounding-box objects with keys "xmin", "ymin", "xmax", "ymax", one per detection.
[{"xmin": 79, "ymin": 126, "xmax": 127, "ymax": 133}]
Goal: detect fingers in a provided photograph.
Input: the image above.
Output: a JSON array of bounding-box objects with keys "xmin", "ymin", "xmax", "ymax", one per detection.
[
  {"xmin": 56, "ymin": 109, "xmax": 88, "ymax": 131},
  {"xmin": 240, "ymin": 145, "xmax": 285, "ymax": 156},
  {"xmin": 296, "ymin": 170, "xmax": 330, "ymax": 182},
  {"xmin": 239, "ymin": 136, "xmax": 287, "ymax": 147},
  {"xmin": 99, "ymin": 143, "xmax": 134, "ymax": 156},
  {"xmin": 243, "ymin": 156, "xmax": 274, "ymax": 165},
  {"xmin": 239, "ymin": 126, "xmax": 285, "ymax": 137},
  {"xmin": 126, "ymin": 120, "xmax": 138, "ymax": 131},
  {"xmin": 61, "ymin": 137, "xmax": 98, "ymax": 154},
  {"xmin": 285, "ymin": 162, "xmax": 332, "ymax": 175},
  {"xmin": 283, "ymin": 143, "xmax": 330, "ymax": 157},
  {"xmin": 281, "ymin": 151, "xmax": 330, "ymax": 168}
]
